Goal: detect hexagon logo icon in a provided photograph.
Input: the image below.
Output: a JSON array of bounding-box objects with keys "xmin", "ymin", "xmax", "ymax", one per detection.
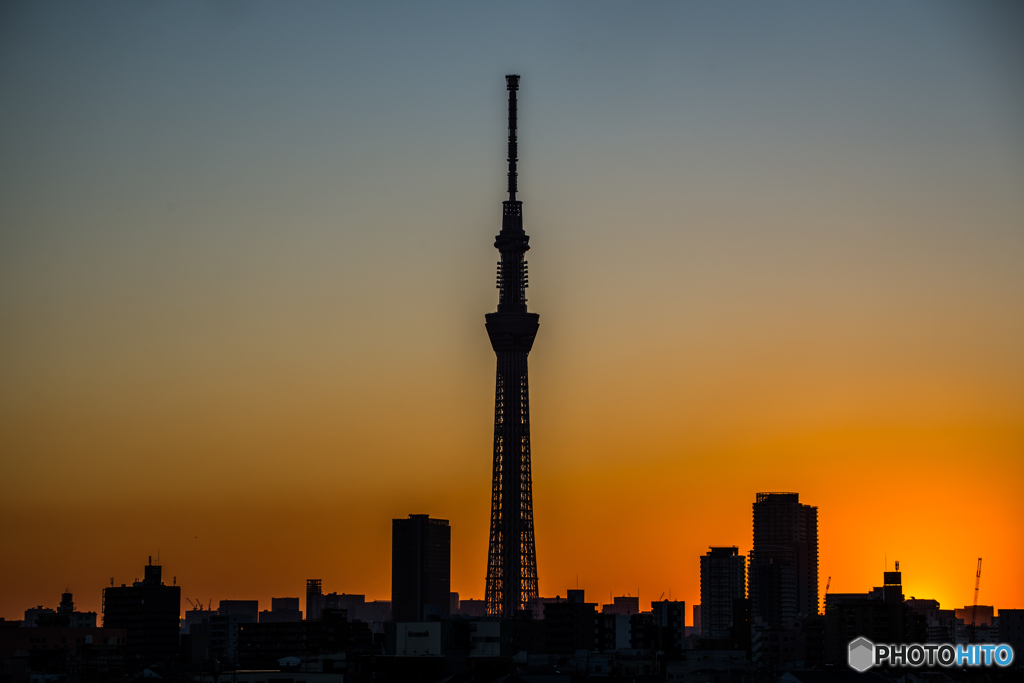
[{"xmin": 848, "ymin": 637, "xmax": 875, "ymax": 672}]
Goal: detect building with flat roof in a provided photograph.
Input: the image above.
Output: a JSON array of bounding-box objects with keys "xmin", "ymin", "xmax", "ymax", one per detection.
[
  {"xmin": 392, "ymin": 515, "xmax": 451, "ymax": 622},
  {"xmin": 601, "ymin": 595, "xmax": 640, "ymax": 616},
  {"xmin": 701, "ymin": 546, "xmax": 746, "ymax": 638},
  {"xmin": 260, "ymin": 597, "xmax": 302, "ymax": 623},
  {"xmin": 954, "ymin": 604, "xmax": 994, "ymax": 627},
  {"xmin": 750, "ymin": 492, "xmax": 818, "ymax": 628},
  {"xmin": 102, "ymin": 558, "xmax": 181, "ymax": 666}
]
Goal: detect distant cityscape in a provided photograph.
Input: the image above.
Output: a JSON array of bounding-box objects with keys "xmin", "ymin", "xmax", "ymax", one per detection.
[
  {"xmin": 3, "ymin": 75, "xmax": 1020, "ymax": 683},
  {"xmin": 2, "ymin": 491, "xmax": 1020, "ymax": 682}
]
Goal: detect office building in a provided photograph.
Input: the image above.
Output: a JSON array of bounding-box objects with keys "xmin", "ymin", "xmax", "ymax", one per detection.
[
  {"xmin": 392, "ymin": 514, "xmax": 451, "ymax": 622},
  {"xmin": 306, "ymin": 579, "xmax": 322, "ymax": 621}
]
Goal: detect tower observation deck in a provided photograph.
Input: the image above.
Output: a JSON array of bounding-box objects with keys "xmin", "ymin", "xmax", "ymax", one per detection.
[{"xmin": 484, "ymin": 74, "xmax": 540, "ymax": 617}]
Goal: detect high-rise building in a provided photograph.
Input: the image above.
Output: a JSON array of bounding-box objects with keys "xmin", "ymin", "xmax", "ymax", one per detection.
[
  {"xmin": 749, "ymin": 492, "xmax": 819, "ymax": 628},
  {"xmin": 484, "ymin": 74, "xmax": 541, "ymax": 618},
  {"xmin": 392, "ymin": 514, "xmax": 451, "ymax": 622},
  {"xmin": 701, "ymin": 546, "xmax": 747, "ymax": 638},
  {"xmin": 306, "ymin": 579, "xmax": 322, "ymax": 621},
  {"xmin": 102, "ymin": 558, "xmax": 181, "ymax": 666}
]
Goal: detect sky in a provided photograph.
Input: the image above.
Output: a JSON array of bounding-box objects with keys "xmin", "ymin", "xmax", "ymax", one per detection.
[{"xmin": 1, "ymin": 1, "xmax": 1022, "ymax": 622}]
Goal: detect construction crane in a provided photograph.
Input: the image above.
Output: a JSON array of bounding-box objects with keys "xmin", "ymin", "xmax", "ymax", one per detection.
[
  {"xmin": 969, "ymin": 558, "xmax": 982, "ymax": 643},
  {"xmin": 823, "ymin": 577, "xmax": 831, "ymax": 615}
]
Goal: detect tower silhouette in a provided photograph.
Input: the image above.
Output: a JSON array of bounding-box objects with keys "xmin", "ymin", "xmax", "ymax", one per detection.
[{"xmin": 484, "ymin": 74, "xmax": 540, "ymax": 617}]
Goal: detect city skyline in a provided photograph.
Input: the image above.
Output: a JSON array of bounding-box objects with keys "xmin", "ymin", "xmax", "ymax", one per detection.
[
  {"xmin": 2, "ymin": 1, "xmax": 1023, "ymax": 624},
  {"xmin": 1, "ymin": 490, "xmax": 1014, "ymax": 626}
]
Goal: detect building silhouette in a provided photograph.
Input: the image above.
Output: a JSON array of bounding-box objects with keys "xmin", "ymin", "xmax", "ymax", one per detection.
[
  {"xmin": 701, "ymin": 546, "xmax": 746, "ymax": 638},
  {"xmin": 601, "ymin": 595, "xmax": 640, "ymax": 616},
  {"xmin": 237, "ymin": 609, "xmax": 373, "ymax": 670},
  {"xmin": 306, "ymin": 579, "xmax": 322, "ymax": 621},
  {"xmin": 824, "ymin": 569, "xmax": 927, "ymax": 663},
  {"xmin": 1000, "ymin": 609, "xmax": 1024, "ymax": 667},
  {"xmin": 543, "ymin": 590, "xmax": 597, "ymax": 654},
  {"xmin": 955, "ymin": 604, "xmax": 995, "ymax": 627},
  {"xmin": 23, "ymin": 591, "xmax": 97, "ymax": 628},
  {"xmin": 259, "ymin": 597, "xmax": 302, "ymax": 623},
  {"xmin": 392, "ymin": 514, "xmax": 451, "ymax": 622},
  {"xmin": 649, "ymin": 600, "xmax": 687, "ymax": 654},
  {"xmin": 101, "ymin": 557, "xmax": 180, "ymax": 667},
  {"xmin": 484, "ymin": 73, "xmax": 541, "ymax": 618},
  {"xmin": 749, "ymin": 492, "xmax": 818, "ymax": 628}
]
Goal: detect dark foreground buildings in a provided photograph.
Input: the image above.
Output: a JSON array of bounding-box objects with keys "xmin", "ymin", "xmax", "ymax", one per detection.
[
  {"xmin": 392, "ymin": 514, "xmax": 451, "ymax": 622},
  {"xmin": 101, "ymin": 557, "xmax": 180, "ymax": 668},
  {"xmin": 484, "ymin": 74, "xmax": 541, "ymax": 618},
  {"xmin": 824, "ymin": 568, "xmax": 927, "ymax": 662}
]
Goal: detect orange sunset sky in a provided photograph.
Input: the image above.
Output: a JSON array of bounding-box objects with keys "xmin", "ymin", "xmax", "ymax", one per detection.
[{"xmin": 1, "ymin": 2, "xmax": 1022, "ymax": 622}]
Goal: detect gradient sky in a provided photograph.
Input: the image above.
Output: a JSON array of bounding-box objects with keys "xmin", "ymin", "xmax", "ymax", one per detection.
[{"xmin": 1, "ymin": 1, "xmax": 1022, "ymax": 622}]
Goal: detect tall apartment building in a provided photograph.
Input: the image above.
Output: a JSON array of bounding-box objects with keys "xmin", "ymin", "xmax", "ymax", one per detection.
[
  {"xmin": 749, "ymin": 492, "xmax": 818, "ymax": 628},
  {"xmin": 102, "ymin": 558, "xmax": 181, "ymax": 666},
  {"xmin": 392, "ymin": 515, "xmax": 451, "ymax": 622},
  {"xmin": 700, "ymin": 546, "xmax": 746, "ymax": 638}
]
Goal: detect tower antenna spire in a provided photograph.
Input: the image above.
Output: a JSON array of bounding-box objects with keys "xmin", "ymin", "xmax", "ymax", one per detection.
[{"xmin": 506, "ymin": 74, "xmax": 519, "ymax": 201}]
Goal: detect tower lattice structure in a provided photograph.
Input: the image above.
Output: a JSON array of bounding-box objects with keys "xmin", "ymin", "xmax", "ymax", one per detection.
[{"xmin": 484, "ymin": 74, "xmax": 539, "ymax": 617}]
